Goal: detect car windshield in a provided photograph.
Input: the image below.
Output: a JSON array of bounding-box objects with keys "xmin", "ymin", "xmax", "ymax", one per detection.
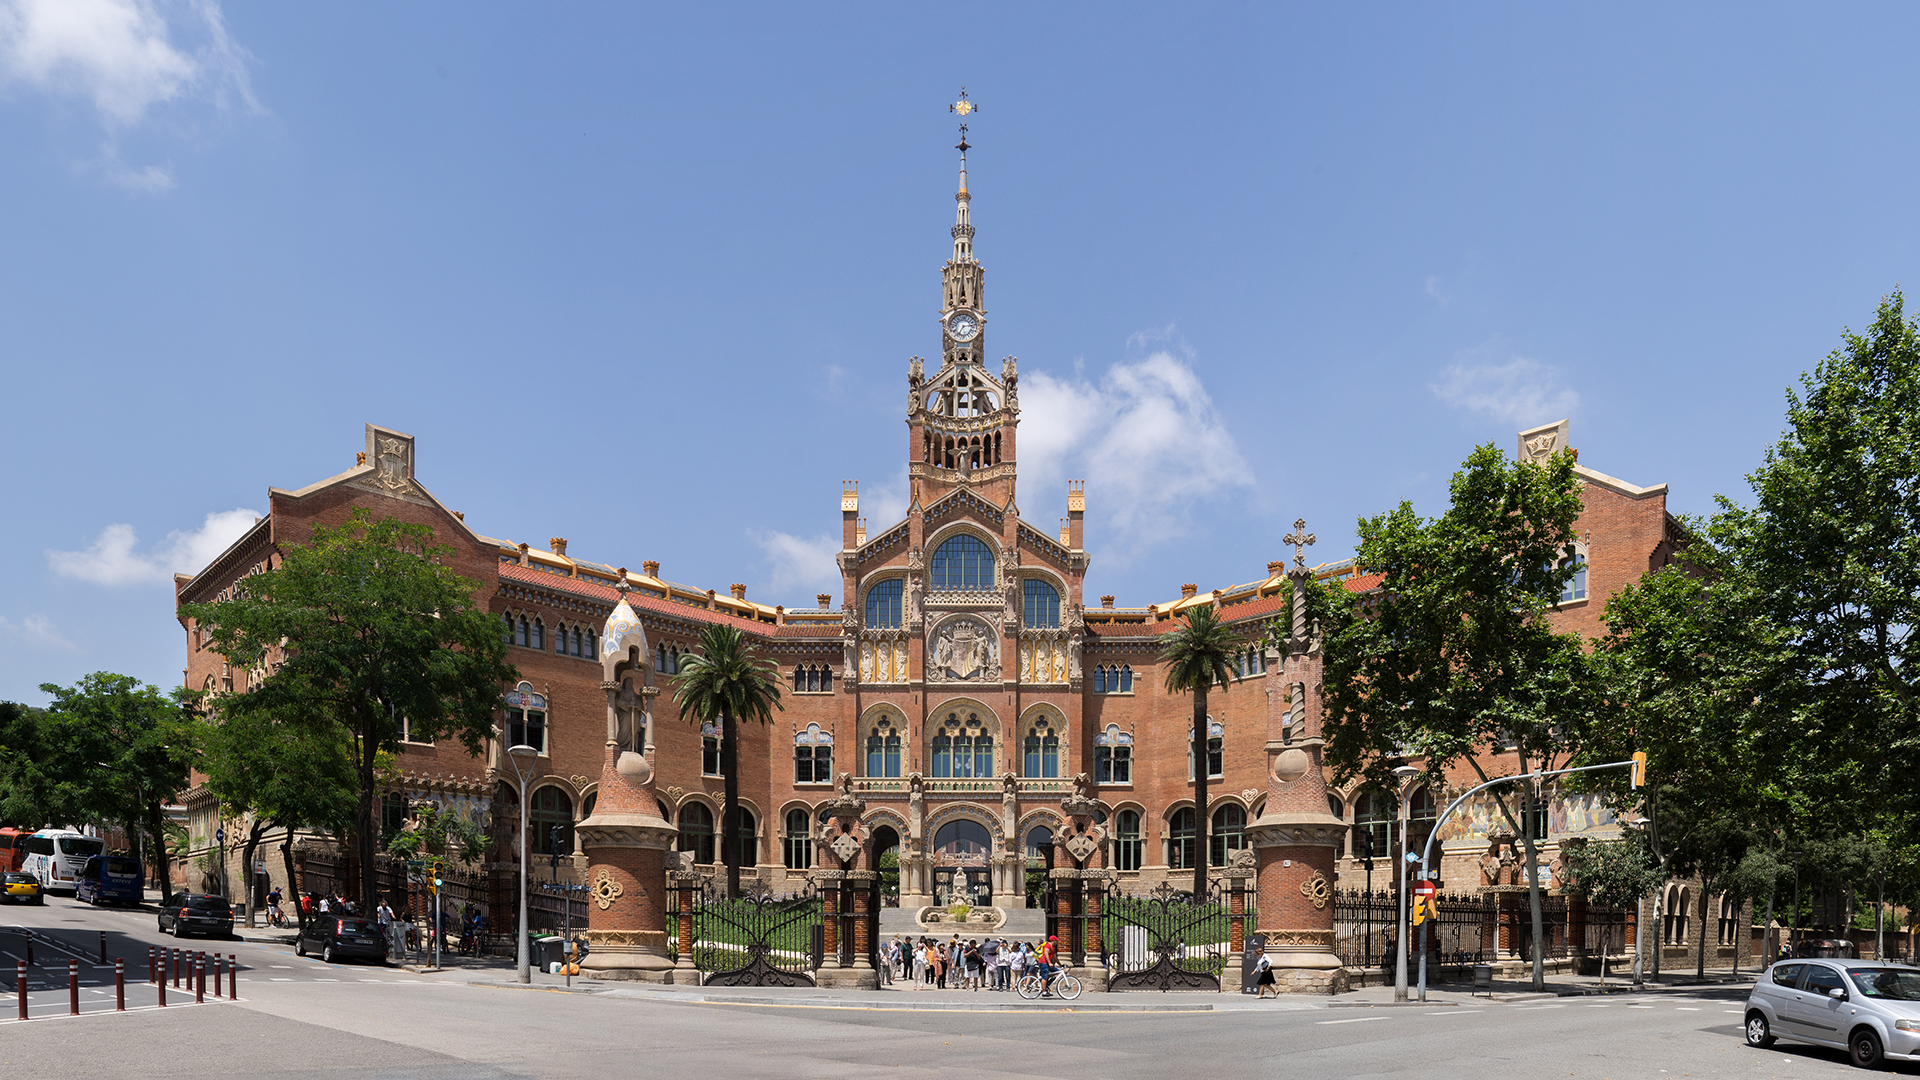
[
  {"xmin": 3, "ymin": 873, "xmax": 33, "ymax": 884},
  {"xmin": 338, "ymin": 919, "xmax": 376, "ymax": 933},
  {"xmin": 59, "ymin": 837, "xmax": 104, "ymax": 857},
  {"xmin": 1849, "ymin": 969, "xmax": 1920, "ymax": 1001}
]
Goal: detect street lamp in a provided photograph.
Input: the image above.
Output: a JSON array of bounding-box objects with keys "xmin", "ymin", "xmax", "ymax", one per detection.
[
  {"xmin": 1390, "ymin": 763, "xmax": 1420, "ymax": 1003},
  {"xmin": 505, "ymin": 743, "xmax": 539, "ymax": 984}
]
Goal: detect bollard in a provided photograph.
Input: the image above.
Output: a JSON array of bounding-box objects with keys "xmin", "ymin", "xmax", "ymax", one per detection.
[
  {"xmin": 195, "ymin": 956, "xmax": 204, "ymax": 1003},
  {"xmin": 172, "ymin": 948, "xmax": 180, "ymax": 989},
  {"xmin": 68, "ymin": 960, "xmax": 78, "ymax": 1016},
  {"xmin": 99, "ymin": 930, "xmax": 107, "ymax": 965},
  {"xmin": 24, "ymin": 938, "xmax": 31, "ymax": 966},
  {"xmin": 157, "ymin": 967, "xmax": 166, "ymax": 1008},
  {"xmin": 148, "ymin": 945, "xmax": 156, "ymax": 984},
  {"xmin": 15, "ymin": 961, "xmax": 24, "ymax": 1021},
  {"xmin": 116, "ymin": 958, "xmax": 125, "ymax": 1011},
  {"xmin": 213, "ymin": 954, "xmax": 222, "ymax": 998},
  {"xmin": 228, "ymin": 954, "xmax": 237, "ymax": 999}
]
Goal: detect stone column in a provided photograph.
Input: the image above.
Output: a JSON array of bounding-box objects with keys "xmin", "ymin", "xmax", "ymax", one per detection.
[
  {"xmin": 813, "ymin": 779, "xmax": 877, "ymax": 989},
  {"xmin": 576, "ymin": 742, "xmax": 679, "ymax": 982},
  {"xmin": 1247, "ymin": 551, "xmax": 1350, "ymax": 994},
  {"xmin": 1221, "ymin": 857, "xmax": 1256, "ymax": 993},
  {"xmin": 1058, "ymin": 777, "xmax": 1109, "ymax": 989}
]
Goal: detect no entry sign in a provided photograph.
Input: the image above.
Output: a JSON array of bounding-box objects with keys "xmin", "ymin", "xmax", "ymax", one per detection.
[{"xmin": 1413, "ymin": 879, "xmax": 1437, "ymax": 898}]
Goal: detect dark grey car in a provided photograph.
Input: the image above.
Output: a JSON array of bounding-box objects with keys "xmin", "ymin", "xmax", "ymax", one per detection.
[
  {"xmin": 158, "ymin": 893, "xmax": 234, "ymax": 938},
  {"xmin": 296, "ymin": 914, "xmax": 390, "ymax": 965}
]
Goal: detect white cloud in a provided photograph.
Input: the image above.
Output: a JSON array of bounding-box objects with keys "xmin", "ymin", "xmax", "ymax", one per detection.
[
  {"xmin": 0, "ymin": 0, "xmax": 258, "ymax": 186},
  {"xmin": 752, "ymin": 530, "xmax": 844, "ymax": 600},
  {"xmin": 0, "ymin": 613, "xmax": 76, "ymax": 650},
  {"xmin": 47, "ymin": 508, "xmax": 259, "ymax": 586},
  {"xmin": 1019, "ymin": 349, "xmax": 1251, "ymax": 562},
  {"xmin": 1429, "ymin": 340, "xmax": 1579, "ymax": 427}
]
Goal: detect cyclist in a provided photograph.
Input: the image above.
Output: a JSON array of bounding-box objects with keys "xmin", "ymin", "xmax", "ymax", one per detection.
[{"xmin": 1033, "ymin": 935, "xmax": 1060, "ymax": 990}]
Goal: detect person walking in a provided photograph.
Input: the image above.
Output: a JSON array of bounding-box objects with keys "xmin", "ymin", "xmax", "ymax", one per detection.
[
  {"xmin": 1252, "ymin": 943, "xmax": 1278, "ymax": 998},
  {"xmin": 980, "ymin": 936, "xmax": 999, "ymax": 991},
  {"xmin": 1008, "ymin": 941, "xmax": 1028, "ymax": 991},
  {"xmin": 376, "ymin": 900, "xmax": 394, "ymax": 957},
  {"xmin": 995, "ymin": 939, "xmax": 1012, "ymax": 990}
]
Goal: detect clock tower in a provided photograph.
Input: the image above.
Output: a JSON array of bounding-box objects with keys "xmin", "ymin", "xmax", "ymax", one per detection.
[{"xmin": 908, "ymin": 89, "xmax": 1019, "ymax": 510}]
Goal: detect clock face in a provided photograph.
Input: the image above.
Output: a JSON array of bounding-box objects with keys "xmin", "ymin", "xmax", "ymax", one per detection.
[{"xmin": 946, "ymin": 312, "xmax": 980, "ymax": 342}]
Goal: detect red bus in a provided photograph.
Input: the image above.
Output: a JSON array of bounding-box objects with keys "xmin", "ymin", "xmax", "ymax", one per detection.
[{"xmin": 0, "ymin": 828, "xmax": 31, "ymax": 873}]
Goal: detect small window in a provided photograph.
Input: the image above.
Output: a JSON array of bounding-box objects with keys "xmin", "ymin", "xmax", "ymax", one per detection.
[
  {"xmin": 530, "ymin": 618, "xmax": 545, "ymax": 651},
  {"xmin": 1169, "ymin": 808, "xmax": 1197, "ymax": 870},
  {"xmin": 1557, "ymin": 548, "xmax": 1588, "ymax": 604},
  {"xmin": 701, "ymin": 723, "xmax": 722, "ymax": 776},
  {"xmin": 678, "ymin": 804, "xmax": 715, "ymax": 865},
  {"xmin": 865, "ymin": 579, "xmax": 903, "ymax": 629},
  {"xmin": 1094, "ymin": 724, "xmax": 1132, "ymax": 784},
  {"xmin": 1209, "ymin": 804, "xmax": 1247, "ymax": 866},
  {"xmin": 865, "ymin": 716, "xmax": 903, "ymax": 778},
  {"xmin": 530, "ymin": 786, "xmax": 574, "ymax": 856},
  {"xmin": 1022, "ymin": 579, "xmax": 1061, "ymax": 628},
  {"xmin": 783, "ymin": 808, "xmax": 812, "ymax": 869},
  {"xmin": 1771, "ymin": 963, "xmax": 1804, "ymax": 987},
  {"xmin": 794, "ymin": 724, "xmax": 833, "ymax": 784},
  {"xmin": 1114, "ymin": 809, "xmax": 1143, "ymax": 871},
  {"xmin": 1187, "ymin": 719, "xmax": 1224, "ymax": 779},
  {"xmin": 1022, "ymin": 717, "xmax": 1060, "ymax": 778},
  {"xmin": 503, "ymin": 682, "xmax": 547, "ymax": 754}
]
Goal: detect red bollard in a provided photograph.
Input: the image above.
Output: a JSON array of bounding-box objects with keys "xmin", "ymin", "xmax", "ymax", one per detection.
[
  {"xmin": 157, "ymin": 968, "xmax": 166, "ymax": 1008},
  {"xmin": 228, "ymin": 954, "xmax": 237, "ymax": 999},
  {"xmin": 68, "ymin": 960, "xmax": 78, "ymax": 1016},
  {"xmin": 15, "ymin": 961, "xmax": 25, "ymax": 1021},
  {"xmin": 116, "ymin": 958, "xmax": 125, "ymax": 1011},
  {"xmin": 172, "ymin": 948, "xmax": 180, "ymax": 989},
  {"xmin": 213, "ymin": 954, "xmax": 222, "ymax": 998},
  {"xmin": 195, "ymin": 956, "xmax": 204, "ymax": 1003}
]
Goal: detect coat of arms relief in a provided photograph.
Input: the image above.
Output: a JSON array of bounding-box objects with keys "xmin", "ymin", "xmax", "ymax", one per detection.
[{"xmin": 929, "ymin": 617, "xmax": 1000, "ymax": 683}]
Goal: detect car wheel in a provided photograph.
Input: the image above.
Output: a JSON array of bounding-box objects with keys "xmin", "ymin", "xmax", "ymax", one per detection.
[
  {"xmin": 172, "ymin": 920, "xmax": 184, "ymax": 938},
  {"xmin": 322, "ymin": 944, "xmax": 335, "ymax": 964},
  {"xmin": 1849, "ymin": 1028, "xmax": 1884, "ymax": 1070},
  {"xmin": 295, "ymin": 938, "xmax": 306, "ymax": 957},
  {"xmin": 1745, "ymin": 1012, "xmax": 1775, "ymax": 1048}
]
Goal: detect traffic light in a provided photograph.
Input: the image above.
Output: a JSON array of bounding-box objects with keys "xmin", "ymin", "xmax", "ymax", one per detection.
[
  {"xmin": 1630, "ymin": 751, "xmax": 1647, "ymax": 789},
  {"xmin": 1410, "ymin": 895, "xmax": 1429, "ymax": 926}
]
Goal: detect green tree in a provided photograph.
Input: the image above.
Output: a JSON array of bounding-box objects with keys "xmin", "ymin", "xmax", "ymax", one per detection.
[
  {"xmin": 1319, "ymin": 442, "xmax": 1593, "ymax": 991},
  {"xmin": 1159, "ymin": 603, "xmax": 1238, "ymax": 899},
  {"xmin": 1563, "ymin": 837, "xmax": 1664, "ymax": 985},
  {"xmin": 0, "ymin": 675, "xmax": 196, "ymax": 906},
  {"xmin": 194, "ymin": 696, "xmax": 359, "ymax": 928},
  {"xmin": 1733, "ymin": 290, "xmax": 1920, "ymax": 824},
  {"xmin": 668, "ymin": 622, "xmax": 783, "ymax": 898},
  {"xmin": 181, "ymin": 510, "xmax": 517, "ymax": 912}
]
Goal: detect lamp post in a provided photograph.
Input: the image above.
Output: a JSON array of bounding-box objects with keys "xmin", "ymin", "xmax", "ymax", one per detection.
[
  {"xmin": 1390, "ymin": 764, "xmax": 1420, "ymax": 1003},
  {"xmin": 505, "ymin": 744, "xmax": 539, "ymax": 984}
]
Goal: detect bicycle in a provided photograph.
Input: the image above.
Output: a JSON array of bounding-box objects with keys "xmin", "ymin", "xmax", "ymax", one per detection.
[{"xmin": 1016, "ymin": 968, "xmax": 1082, "ymax": 1001}]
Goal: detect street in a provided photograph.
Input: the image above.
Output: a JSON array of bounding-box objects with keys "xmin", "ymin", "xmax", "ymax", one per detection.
[{"xmin": 0, "ymin": 894, "xmax": 1906, "ymax": 1079}]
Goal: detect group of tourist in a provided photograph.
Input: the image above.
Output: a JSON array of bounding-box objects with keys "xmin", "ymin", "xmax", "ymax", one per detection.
[{"xmin": 883, "ymin": 934, "xmax": 1059, "ymax": 991}]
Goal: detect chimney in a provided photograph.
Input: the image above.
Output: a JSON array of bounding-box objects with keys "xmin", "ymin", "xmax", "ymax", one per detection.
[
  {"xmin": 517, "ymin": 542, "xmax": 530, "ymax": 567},
  {"xmin": 1101, "ymin": 595, "xmax": 1115, "ymax": 609},
  {"xmin": 842, "ymin": 481, "xmax": 860, "ymax": 549},
  {"xmin": 642, "ymin": 560, "xmax": 660, "ymax": 578},
  {"xmin": 704, "ymin": 589, "xmax": 716, "ymax": 610},
  {"xmin": 775, "ymin": 605, "xmax": 785, "ymax": 625},
  {"xmin": 1059, "ymin": 519, "xmax": 1070, "ymax": 546},
  {"xmin": 817, "ymin": 593, "xmax": 832, "ymax": 610},
  {"xmin": 549, "ymin": 537, "xmax": 568, "ymax": 557},
  {"xmin": 730, "ymin": 583, "xmax": 747, "ymax": 600},
  {"xmin": 1267, "ymin": 561, "xmax": 1284, "ymax": 578},
  {"xmin": 856, "ymin": 517, "xmax": 867, "ymax": 546},
  {"xmin": 1180, "ymin": 583, "xmax": 1198, "ymax": 600}
]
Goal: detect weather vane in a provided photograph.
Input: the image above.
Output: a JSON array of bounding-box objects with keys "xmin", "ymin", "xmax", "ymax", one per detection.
[{"xmin": 950, "ymin": 87, "xmax": 976, "ymax": 154}]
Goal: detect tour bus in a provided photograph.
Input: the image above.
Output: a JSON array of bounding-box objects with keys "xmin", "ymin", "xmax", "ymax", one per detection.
[
  {"xmin": 0, "ymin": 828, "xmax": 32, "ymax": 873},
  {"xmin": 20, "ymin": 830, "xmax": 105, "ymax": 894}
]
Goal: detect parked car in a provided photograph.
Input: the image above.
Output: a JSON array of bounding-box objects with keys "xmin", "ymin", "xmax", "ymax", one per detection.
[
  {"xmin": 1745, "ymin": 958, "xmax": 1920, "ymax": 1069},
  {"xmin": 1794, "ymin": 938, "xmax": 1860, "ymax": 959},
  {"xmin": 158, "ymin": 894, "xmax": 234, "ymax": 939},
  {"xmin": 295, "ymin": 913, "xmax": 390, "ymax": 965},
  {"xmin": 2, "ymin": 871, "xmax": 43, "ymax": 904},
  {"xmin": 75, "ymin": 855, "xmax": 144, "ymax": 906}
]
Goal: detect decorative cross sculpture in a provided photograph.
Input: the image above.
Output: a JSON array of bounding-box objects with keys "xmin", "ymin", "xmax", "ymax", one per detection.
[
  {"xmin": 1283, "ymin": 518, "xmax": 1317, "ymax": 569},
  {"xmin": 951, "ymin": 87, "xmax": 976, "ymax": 153}
]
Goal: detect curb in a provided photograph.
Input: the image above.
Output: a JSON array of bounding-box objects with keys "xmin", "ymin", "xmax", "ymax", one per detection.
[{"xmin": 599, "ymin": 989, "xmax": 1215, "ymax": 1012}]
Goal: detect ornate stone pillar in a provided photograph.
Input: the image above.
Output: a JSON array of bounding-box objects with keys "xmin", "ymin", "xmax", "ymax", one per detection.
[
  {"xmin": 899, "ymin": 773, "xmax": 932, "ymax": 909},
  {"xmin": 1057, "ymin": 776, "xmax": 1110, "ymax": 989},
  {"xmin": 1248, "ymin": 533, "xmax": 1351, "ymax": 994},
  {"xmin": 577, "ymin": 590, "xmax": 680, "ymax": 982},
  {"xmin": 812, "ymin": 777, "xmax": 877, "ymax": 989}
]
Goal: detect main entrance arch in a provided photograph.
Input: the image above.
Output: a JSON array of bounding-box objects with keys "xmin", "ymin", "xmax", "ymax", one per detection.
[{"xmin": 933, "ymin": 818, "xmax": 993, "ymax": 906}]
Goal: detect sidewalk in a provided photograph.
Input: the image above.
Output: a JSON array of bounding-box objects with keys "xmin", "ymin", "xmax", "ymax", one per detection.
[{"xmin": 1333, "ymin": 968, "xmax": 1760, "ymax": 1006}]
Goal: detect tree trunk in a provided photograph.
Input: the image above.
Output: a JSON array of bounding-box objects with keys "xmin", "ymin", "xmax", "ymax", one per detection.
[
  {"xmin": 722, "ymin": 711, "xmax": 741, "ymax": 900},
  {"xmin": 1696, "ymin": 876, "xmax": 1713, "ymax": 980},
  {"xmin": 1517, "ymin": 782, "xmax": 1546, "ymax": 991},
  {"xmin": 240, "ymin": 820, "xmax": 269, "ymax": 928},
  {"xmin": 281, "ymin": 832, "xmax": 304, "ymax": 934},
  {"xmin": 356, "ymin": 730, "xmax": 378, "ymax": 912},
  {"xmin": 146, "ymin": 798, "xmax": 173, "ymax": 907},
  {"xmin": 1761, "ymin": 875, "xmax": 1776, "ymax": 969},
  {"xmin": 1191, "ymin": 686, "xmax": 1209, "ymax": 899}
]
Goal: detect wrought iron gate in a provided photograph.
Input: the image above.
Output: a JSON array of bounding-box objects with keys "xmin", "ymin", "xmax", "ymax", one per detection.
[
  {"xmin": 679, "ymin": 881, "xmax": 823, "ymax": 987},
  {"xmin": 1103, "ymin": 883, "xmax": 1233, "ymax": 991}
]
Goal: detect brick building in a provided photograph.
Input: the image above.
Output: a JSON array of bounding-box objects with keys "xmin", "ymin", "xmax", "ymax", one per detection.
[{"xmin": 173, "ymin": 146, "xmax": 1736, "ymax": 968}]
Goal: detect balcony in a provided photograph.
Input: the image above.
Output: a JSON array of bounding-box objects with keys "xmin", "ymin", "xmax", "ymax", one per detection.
[{"xmin": 845, "ymin": 777, "xmax": 1077, "ymax": 799}]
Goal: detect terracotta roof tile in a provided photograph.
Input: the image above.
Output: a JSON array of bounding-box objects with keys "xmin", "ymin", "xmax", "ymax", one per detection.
[{"xmin": 498, "ymin": 564, "xmax": 778, "ymax": 634}]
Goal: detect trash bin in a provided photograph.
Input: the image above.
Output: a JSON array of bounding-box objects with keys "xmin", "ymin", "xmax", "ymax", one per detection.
[
  {"xmin": 1472, "ymin": 964, "xmax": 1494, "ymax": 995},
  {"xmin": 531, "ymin": 935, "xmax": 564, "ymax": 972}
]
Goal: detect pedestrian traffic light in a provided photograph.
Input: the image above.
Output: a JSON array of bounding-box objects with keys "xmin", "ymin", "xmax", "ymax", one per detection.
[{"xmin": 1630, "ymin": 751, "xmax": 1647, "ymax": 789}]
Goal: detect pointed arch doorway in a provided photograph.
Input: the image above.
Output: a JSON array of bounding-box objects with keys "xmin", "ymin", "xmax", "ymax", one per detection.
[{"xmin": 933, "ymin": 818, "xmax": 992, "ymax": 907}]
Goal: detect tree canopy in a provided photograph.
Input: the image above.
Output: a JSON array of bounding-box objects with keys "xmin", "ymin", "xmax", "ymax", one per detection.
[
  {"xmin": 669, "ymin": 622, "xmax": 783, "ymax": 898},
  {"xmin": 1159, "ymin": 603, "xmax": 1240, "ymax": 898}
]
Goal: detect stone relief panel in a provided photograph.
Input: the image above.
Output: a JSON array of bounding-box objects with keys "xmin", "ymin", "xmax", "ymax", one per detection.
[{"xmin": 928, "ymin": 616, "xmax": 1000, "ymax": 683}]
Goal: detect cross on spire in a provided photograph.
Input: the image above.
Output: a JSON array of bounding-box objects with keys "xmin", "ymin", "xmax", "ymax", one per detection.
[
  {"xmin": 950, "ymin": 87, "xmax": 976, "ymax": 154},
  {"xmin": 1283, "ymin": 518, "xmax": 1317, "ymax": 569}
]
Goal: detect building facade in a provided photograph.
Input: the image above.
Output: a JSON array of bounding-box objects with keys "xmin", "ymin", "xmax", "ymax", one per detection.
[{"xmin": 174, "ymin": 145, "xmax": 1736, "ymax": 966}]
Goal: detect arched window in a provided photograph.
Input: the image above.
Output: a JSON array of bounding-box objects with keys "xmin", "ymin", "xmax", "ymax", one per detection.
[
  {"xmin": 1169, "ymin": 808, "xmax": 1197, "ymax": 870},
  {"xmin": 865, "ymin": 579, "xmax": 903, "ymax": 629},
  {"xmin": 722, "ymin": 807, "xmax": 756, "ymax": 867},
  {"xmin": 1354, "ymin": 791, "xmax": 1394, "ymax": 862},
  {"xmin": 530, "ymin": 786, "xmax": 573, "ymax": 856},
  {"xmin": 501, "ymin": 612, "xmax": 513, "ymax": 644},
  {"xmin": 1210, "ymin": 804, "xmax": 1247, "ymax": 866},
  {"xmin": 530, "ymin": 618, "xmax": 544, "ymax": 651},
  {"xmin": 1094, "ymin": 724, "xmax": 1132, "ymax": 784},
  {"xmin": 381, "ymin": 791, "xmax": 408, "ymax": 839},
  {"xmin": 1327, "ymin": 794, "xmax": 1346, "ymax": 857},
  {"xmin": 1408, "ymin": 786, "xmax": 1438, "ymax": 860},
  {"xmin": 1022, "ymin": 579, "xmax": 1060, "ymax": 628},
  {"xmin": 1023, "ymin": 826, "xmax": 1053, "ymax": 868},
  {"xmin": 794, "ymin": 723, "xmax": 833, "ymax": 784},
  {"xmin": 1114, "ymin": 809, "xmax": 1143, "ymax": 871},
  {"xmin": 1092, "ymin": 665, "xmax": 1107, "ymax": 693},
  {"xmin": 930, "ymin": 710, "xmax": 994, "ymax": 778},
  {"xmin": 554, "ymin": 623, "xmax": 568, "ymax": 655},
  {"xmin": 1717, "ymin": 895, "xmax": 1738, "ymax": 945},
  {"xmin": 931, "ymin": 534, "xmax": 995, "ymax": 592},
  {"xmin": 503, "ymin": 682, "xmax": 547, "ymax": 754},
  {"xmin": 1187, "ymin": 718, "xmax": 1224, "ymax": 779},
  {"xmin": 700, "ymin": 721, "xmax": 722, "ymax": 776},
  {"xmin": 581, "ymin": 792, "xmax": 596, "ymax": 818},
  {"xmin": 678, "ymin": 803, "xmax": 715, "ymax": 865},
  {"xmin": 1119, "ymin": 664, "xmax": 1133, "ymax": 692},
  {"xmin": 1557, "ymin": 547, "xmax": 1589, "ymax": 604},
  {"xmin": 582, "ymin": 626, "xmax": 596, "ymax": 657},
  {"xmin": 783, "ymin": 808, "xmax": 812, "ymax": 870},
  {"xmin": 516, "ymin": 615, "xmax": 530, "ymax": 648},
  {"xmin": 1022, "ymin": 716, "xmax": 1060, "ymax": 778},
  {"xmin": 864, "ymin": 716, "xmax": 903, "ymax": 777}
]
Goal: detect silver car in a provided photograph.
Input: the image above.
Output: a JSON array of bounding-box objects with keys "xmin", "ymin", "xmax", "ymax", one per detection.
[{"xmin": 1745, "ymin": 959, "xmax": 1920, "ymax": 1068}]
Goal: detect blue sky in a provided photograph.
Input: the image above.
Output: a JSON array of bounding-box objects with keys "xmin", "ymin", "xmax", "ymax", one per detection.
[{"xmin": 4, "ymin": 2, "xmax": 1918, "ymax": 704}]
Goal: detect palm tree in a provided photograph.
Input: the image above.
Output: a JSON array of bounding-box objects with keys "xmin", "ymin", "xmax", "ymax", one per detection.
[
  {"xmin": 1159, "ymin": 603, "xmax": 1238, "ymax": 898},
  {"xmin": 669, "ymin": 623, "xmax": 784, "ymax": 898}
]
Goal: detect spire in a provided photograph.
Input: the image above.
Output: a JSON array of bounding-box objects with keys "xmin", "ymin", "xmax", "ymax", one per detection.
[{"xmin": 950, "ymin": 88, "xmax": 976, "ymax": 264}]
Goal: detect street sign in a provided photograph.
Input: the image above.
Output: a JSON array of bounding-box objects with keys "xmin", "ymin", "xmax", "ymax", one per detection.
[
  {"xmin": 215, "ymin": 828, "xmax": 225, "ymax": 845},
  {"xmin": 1413, "ymin": 879, "xmax": 1436, "ymax": 898}
]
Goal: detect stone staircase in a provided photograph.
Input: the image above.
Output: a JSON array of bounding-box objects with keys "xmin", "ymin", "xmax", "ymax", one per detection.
[{"xmin": 877, "ymin": 904, "xmax": 1050, "ymax": 944}]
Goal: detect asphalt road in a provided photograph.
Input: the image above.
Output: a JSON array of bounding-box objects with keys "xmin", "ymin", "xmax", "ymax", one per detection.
[{"xmin": 3, "ymin": 893, "xmax": 1910, "ymax": 1079}]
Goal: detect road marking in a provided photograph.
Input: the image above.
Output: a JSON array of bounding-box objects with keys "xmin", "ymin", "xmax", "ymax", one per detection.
[
  {"xmin": 269, "ymin": 965, "xmax": 292, "ymax": 969},
  {"xmin": 313, "ymin": 978, "xmax": 339, "ymax": 982},
  {"xmin": 1316, "ymin": 1016, "xmax": 1387, "ymax": 1025},
  {"xmin": 269, "ymin": 978, "xmax": 293, "ymax": 982},
  {"xmin": 1723, "ymin": 1010, "xmax": 1742, "ymax": 1014},
  {"xmin": 1676, "ymin": 1007, "xmax": 1700, "ymax": 1011},
  {"xmin": 1628, "ymin": 1005, "xmax": 1654, "ymax": 1009},
  {"xmin": 1586, "ymin": 1004, "xmax": 1611, "ymax": 1008}
]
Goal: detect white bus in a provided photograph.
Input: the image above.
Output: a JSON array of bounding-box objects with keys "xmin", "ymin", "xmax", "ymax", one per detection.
[{"xmin": 21, "ymin": 830, "xmax": 105, "ymax": 894}]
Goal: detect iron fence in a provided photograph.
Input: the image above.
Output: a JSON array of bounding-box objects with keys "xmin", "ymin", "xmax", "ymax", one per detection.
[{"xmin": 1103, "ymin": 881, "xmax": 1252, "ymax": 992}]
